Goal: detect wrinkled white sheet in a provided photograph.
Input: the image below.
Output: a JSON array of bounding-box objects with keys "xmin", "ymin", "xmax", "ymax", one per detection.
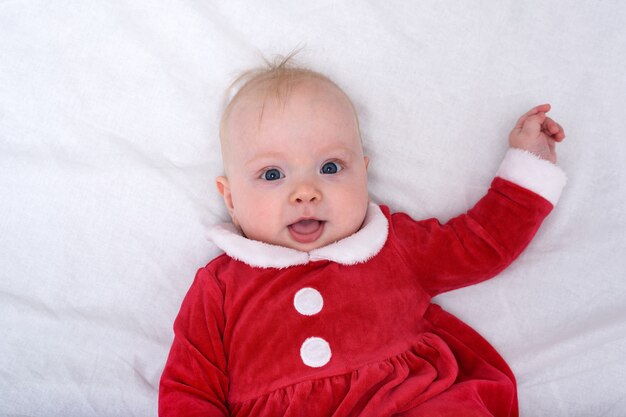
[{"xmin": 1, "ymin": 1, "xmax": 625, "ymax": 416}]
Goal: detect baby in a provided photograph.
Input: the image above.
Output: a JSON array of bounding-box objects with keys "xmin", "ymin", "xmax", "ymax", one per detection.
[{"xmin": 159, "ymin": 58, "xmax": 567, "ymax": 417}]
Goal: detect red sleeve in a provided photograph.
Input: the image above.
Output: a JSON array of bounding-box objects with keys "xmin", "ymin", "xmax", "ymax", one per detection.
[
  {"xmin": 389, "ymin": 177, "xmax": 553, "ymax": 296},
  {"xmin": 159, "ymin": 266, "xmax": 229, "ymax": 417}
]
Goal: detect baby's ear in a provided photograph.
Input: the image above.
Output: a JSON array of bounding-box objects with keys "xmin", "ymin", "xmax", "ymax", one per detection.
[
  {"xmin": 364, "ymin": 156, "xmax": 370, "ymax": 170},
  {"xmin": 216, "ymin": 176, "xmax": 237, "ymax": 223}
]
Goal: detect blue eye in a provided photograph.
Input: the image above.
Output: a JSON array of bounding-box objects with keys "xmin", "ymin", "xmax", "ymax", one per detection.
[
  {"xmin": 262, "ymin": 168, "xmax": 284, "ymax": 181},
  {"xmin": 321, "ymin": 161, "xmax": 342, "ymax": 174}
]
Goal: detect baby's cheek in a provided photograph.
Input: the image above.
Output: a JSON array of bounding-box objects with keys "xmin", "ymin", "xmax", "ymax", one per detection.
[
  {"xmin": 238, "ymin": 199, "xmax": 282, "ymax": 240},
  {"xmin": 333, "ymin": 188, "xmax": 368, "ymax": 228},
  {"xmin": 337, "ymin": 180, "xmax": 369, "ymax": 206}
]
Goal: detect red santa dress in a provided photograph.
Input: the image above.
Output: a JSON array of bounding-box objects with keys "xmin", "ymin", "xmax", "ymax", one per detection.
[{"xmin": 159, "ymin": 149, "xmax": 567, "ymax": 417}]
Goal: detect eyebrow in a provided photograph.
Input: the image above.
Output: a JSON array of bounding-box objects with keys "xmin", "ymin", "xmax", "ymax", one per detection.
[
  {"xmin": 244, "ymin": 151, "xmax": 285, "ymax": 169},
  {"xmin": 244, "ymin": 146, "xmax": 356, "ymax": 168}
]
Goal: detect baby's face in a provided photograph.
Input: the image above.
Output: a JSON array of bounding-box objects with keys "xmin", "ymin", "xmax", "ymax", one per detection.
[{"xmin": 217, "ymin": 78, "xmax": 370, "ymax": 252}]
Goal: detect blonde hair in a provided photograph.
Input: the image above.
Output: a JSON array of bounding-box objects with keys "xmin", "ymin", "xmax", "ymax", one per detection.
[{"xmin": 219, "ymin": 51, "xmax": 360, "ymax": 143}]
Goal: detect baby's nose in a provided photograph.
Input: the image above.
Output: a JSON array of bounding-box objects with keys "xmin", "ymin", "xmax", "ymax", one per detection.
[{"xmin": 290, "ymin": 183, "xmax": 322, "ymax": 204}]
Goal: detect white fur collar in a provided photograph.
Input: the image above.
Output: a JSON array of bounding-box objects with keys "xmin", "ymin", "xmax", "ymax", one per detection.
[{"xmin": 208, "ymin": 203, "xmax": 389, "ymax": 269}]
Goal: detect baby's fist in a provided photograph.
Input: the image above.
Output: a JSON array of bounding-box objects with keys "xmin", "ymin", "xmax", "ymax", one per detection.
[{"xmin": 509, "ymin": 104, "xmax": 565, "ymax": 164}]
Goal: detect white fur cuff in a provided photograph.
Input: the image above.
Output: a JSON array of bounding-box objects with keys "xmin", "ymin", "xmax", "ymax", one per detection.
[{"xmin": 496, "ymin": 148, "xmax": 567, "ymax": 206}]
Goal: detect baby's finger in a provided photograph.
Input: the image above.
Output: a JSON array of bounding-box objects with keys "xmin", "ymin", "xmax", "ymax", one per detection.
[
  {"xmin": 557, "ymin": 123, "xmax": 566, "ymax": 140},
  {"xmin": 543, "ymin": 117, "xmax": 560, "ymax": 134},
  {"xmin": 515, "ymin": 104, "xmax": 551, "ymax": 129},
  {"xmin": 523, "ymin": 104, "xmax": 551, "ymax": 118},
  {"xmin": 521, "ymin": 113, "xmax": 547, "ymax": 134},
  {"xmin": 553, "ymin": 124, "xmax": 566, "ymax": 141},
  {"xmin": 532, "ymin": 103, "xmax": 551, "ymax": 114},
  {"xmin": 543, "ymin": 117, "xmax": 565, "ymax": 141},
  {"xmin": 518, "ymin": 115, "xmax": 544, "ymax": 139}
]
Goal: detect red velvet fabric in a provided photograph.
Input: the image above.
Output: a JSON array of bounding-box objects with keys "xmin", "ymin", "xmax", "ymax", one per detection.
[{"xmin": 159, "ymin": 178, "xmax": 552, "ymax": 416}]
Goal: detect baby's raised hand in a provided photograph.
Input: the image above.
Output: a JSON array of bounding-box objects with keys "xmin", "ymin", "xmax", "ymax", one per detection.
[{"xmin": 508, "ymin": 104, "xmax": 565, "ymax": 164}]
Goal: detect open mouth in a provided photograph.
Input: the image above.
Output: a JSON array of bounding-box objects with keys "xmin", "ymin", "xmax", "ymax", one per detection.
[{"xmin": 288, "ymin": 219, "xmax": 325, "ymax": 244}]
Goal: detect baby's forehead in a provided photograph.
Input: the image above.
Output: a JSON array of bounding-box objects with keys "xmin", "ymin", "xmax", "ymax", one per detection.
[
  {"xmin": 221, "ymin": 75, "xmax": 356, "ymax": 139},
  {"xmin": 229, "ymin": 79, "xmax": 354, "ymax": 134},
  {"xmin": 219, "ymin": 70, "xmax": 362, "ymax": 173}
]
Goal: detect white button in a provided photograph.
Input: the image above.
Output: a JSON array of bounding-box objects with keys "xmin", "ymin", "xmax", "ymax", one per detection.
[
  {"xmin": 300, "ymin": 337, "xmax": 331, "ymax": 367},
  {"xmin": 294, "ymin": 287, "xmax": 323, "ymax": 316}
]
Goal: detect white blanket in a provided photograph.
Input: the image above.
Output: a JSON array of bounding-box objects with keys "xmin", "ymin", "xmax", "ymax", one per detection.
[{"xmin": 1, "ymin": 1, "xmax": 625, "ymax": 416}]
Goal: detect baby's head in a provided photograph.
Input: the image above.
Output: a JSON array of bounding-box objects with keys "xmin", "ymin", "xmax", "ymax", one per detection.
[{"xmin": 216, "ymin": 58, "xmax": 370, "ymax": 252}]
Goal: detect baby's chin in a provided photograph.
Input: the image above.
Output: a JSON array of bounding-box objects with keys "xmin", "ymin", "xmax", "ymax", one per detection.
[
  {"xmin": 246, "ymin": 230, "xmax": 327, "ymax": 253},
  {"xmin": 273, "ymin": 233, "xmax": 330, "ymax": 253},
  {"xmin": 241, "ymin": 229, "xmax": 330, "ymax": 252},
  {"xmin": 282, "ymin": 238, "xmax": 331, "ymax": 253}
]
